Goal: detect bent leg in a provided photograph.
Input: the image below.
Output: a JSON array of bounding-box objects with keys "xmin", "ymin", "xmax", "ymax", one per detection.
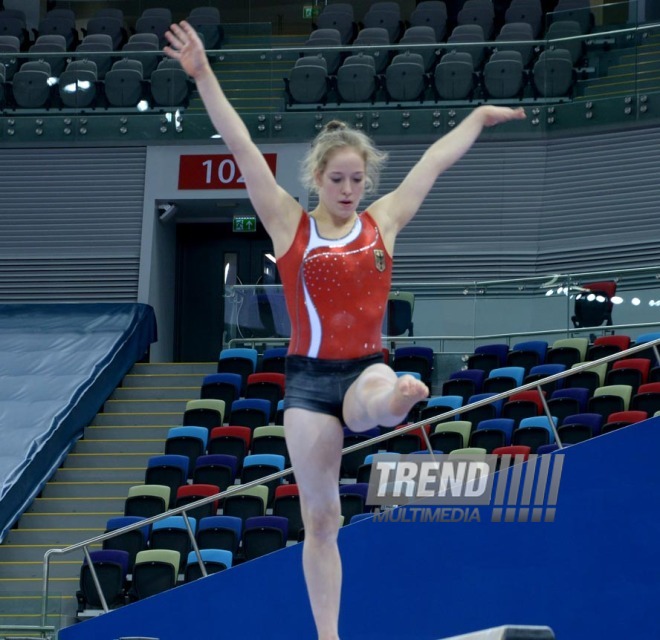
[
  {"xmin": 342, "ymin": 363, "xmax": 429, "ymax": 432},
  {"xmin": 284, "ymin": 407, "xmax": 344, "ymax": 640}
]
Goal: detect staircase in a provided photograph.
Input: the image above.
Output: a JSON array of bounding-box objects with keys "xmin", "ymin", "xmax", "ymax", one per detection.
[
  {"xmin": 577, "ymin": 33, "xmax": 660, "ymax": 99},
  {"xmin": 186, "ymin": 31, "xmax": 308, "ymax": 115},
  {"xmin": 0, "ymin": 362, "xmax": 214, "ymax": 633}
]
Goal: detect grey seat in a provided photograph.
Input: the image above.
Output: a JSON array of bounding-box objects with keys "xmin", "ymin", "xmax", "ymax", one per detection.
[
  {"xmin": 495, "ymin": 22, "xmax": 536, "ymax": 67},
  {"xmin": 354, "ymin": 27, "xmax": 391, "ymax": 73},
  {"xmin": 545, "ymin": 20, "xmax": 584, "ymax": 66},
  {"xmin": 316, "ymin": 10, "xmax": 356, "ymax": 45},
  {"xmin": 400, "ymin": 26, "xmax": 439, "ymax": 72},
  {"xmin": 150, "ymin": 58, "xmax": 192, "ymax": 107},
  {"xmin": 0, "ymin": 34, "xmax": 20, "ymax": 79},
  {"xmin": 140, "ymin": 8, "xmax": 173, "ymax": 24},
  {"xmin": 447, "ymin": 24, "xmax": 487, "ymax": 69},
  {"xmin": 187, "ymin": 13, "xmax": 223, "ymax": 50},
  {"xmin": 363, "ymin": 2, "xmax": 403, "ymax": 43},
  {"xmin": 29, "ymin": 34, "xmax": 68, "ymax": 77},
  {"xmin": 483, "ymin": 50, "xmax": 524, "ymax": 98},
  {"xmin": 122, "ymin": 33, "xmax": 161, "ymax": 78},
  {"xmin": 38, "ymin": 12, "xmax": 79, "ymax": 50},
  {"xmin": 505, "ymin": 0, "xmax": 543, "ymax": 38},
  {"xmin": 104, "ymin": 58, "xmax": 144, "ymax": 107},
  {"xmin": 409, "ymin": 1, "xmax": 448, "ymax": 42},
  {"xmin": 134, "ymin": 15, "xmax": 170, "ymax": 49},
  {"xmin": 0, "ymin": 12, "xmax": 28, "ymax": 49},
  {"xmin": 457, "ymin": 0, "xmax": 495, "ymax": 39},
  {"xmin": 76, "ymin": 34, "xmax": 114, "ymax": 79},
  {"xmin": 336, "ymin": 54, "xmax": 377, "ymax": 103},
  {"xmin": 85, "ymin": 16, "xmax": 125, "ymax": 50},
  {"xmin": 385, "ymin": 52, "xmax": 427, "ymax": 102},
  {"xmin": 533, "ymin": 48, "xmax": 574, "ymax": 97},
  {"xmin": 11, "ymin": 60, "xmax": 53, "ymax": 108},
  {"xmin": 303, "ymin": 28, "xmax": 342, "ymax": 74},
  {"xmin": 434, "ymin": 51, "xmax": 475, "ymax": 100},
  {"xmin": 58, "ymin": 59, "xmax": 98, "ymax": 108},
  {"xmin": 285, "ymin": 56, "xmax": 330, "ymax": 104},
  {"xmin": 551, "ymin": 0, "xmax": 594, "ymax": 34}
]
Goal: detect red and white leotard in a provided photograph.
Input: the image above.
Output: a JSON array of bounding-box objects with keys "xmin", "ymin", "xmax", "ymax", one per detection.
[{"xmin": 277, "ymin": 211, "xmax": 392, "ymax": 360}]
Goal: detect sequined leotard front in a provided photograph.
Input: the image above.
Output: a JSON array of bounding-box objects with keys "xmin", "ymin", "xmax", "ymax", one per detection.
[{"xmin": 277, "ymin": 211, "xmax": 392, "ymax": 360}]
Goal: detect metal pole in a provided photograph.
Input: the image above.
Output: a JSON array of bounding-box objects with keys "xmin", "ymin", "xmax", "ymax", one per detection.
[
  {"xmin": 182, "ymin": 511, "xmax": 207, "ymax": 578},
  {"xmin": 83, "ymin": 545, "xmax": 109, "ymax": 613}
]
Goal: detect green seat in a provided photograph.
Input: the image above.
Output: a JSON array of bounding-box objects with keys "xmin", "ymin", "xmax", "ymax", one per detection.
[
  {"xmin": 448, "ymin": 447, "xmax": 487, "ymax": 456},
  {"xmin": 131, "ymin": 549, "xmax": 180, "ymax": 600},
  {"xmin": 124, "ymin": 484, "xmax": 170, "ymax": 518},
  {"xmin": 588, "ymin": 384, "xmax": 633, "ymax": 418},
  {"xmin": 183, "ymin": 399, "xmax": 226, "ymax": 431},
  {"xmin": 429, "ymin": 420, "xmax": 472, "ymax": 453},
  {"xmin": 222, "ymin": 484, "xmax": 269, "ymax": 525}
]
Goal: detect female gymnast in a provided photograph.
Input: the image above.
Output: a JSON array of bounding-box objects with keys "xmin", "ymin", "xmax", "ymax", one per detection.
[{"xmin": 164, "ymin": 21, "xmax": 525, "ymax": 640}]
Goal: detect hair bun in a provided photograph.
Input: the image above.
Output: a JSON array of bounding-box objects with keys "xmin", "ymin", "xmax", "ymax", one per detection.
[{"xmin": 323, "ymin": 120, "xmax": 348, "ymax": 133}]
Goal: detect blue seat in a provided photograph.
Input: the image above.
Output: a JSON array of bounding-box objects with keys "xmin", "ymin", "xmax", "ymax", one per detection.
[
  {"xmin": 196, "ymin": 515, "xmax": 242, "ymax": 555},
  {"xmin": 229, "ymin": 398, "xmax": 271, "ymax": 431},
  {"xmin": 217, "ymin": 347, "xmax": 258, "ymax": 393},
  {"xmin": 145, "ymin": 454, "xmax": 189, "ymax": 507},
  {"xmin": 165, "ymin": 426, "xmax": 209, "ymax": 477},
  {"xmin": 472, "ymin": 417, "xmax": 515, "ymax": 446},
  {"xmin": 149, "ymin": 516, "xmax": 197, "ymax": 559},
  {"xmin": 78, "ymin": 549, "xmax": 129, "ymax": 611},
  {"xmin": 557, "ymin": 412, "xmax": 604, "ymax": 443},
  {"xmin": 513, "ymin": 415, "xmax": 559, "ymax": 451},
  {"xmin": 102, "ymin": 516, "xmax": 149, "ymax": 572},
  {"xmin": 241, "ymin": 454, "xmax": 286, "ymax": 505},
  {"xmin": 483, "ymin": 366, "xmax": 526, "ymax": 394},
  {"xmin": 467, "ymin": 343, "xmax": 510, "ymax": 373},
  {"xmin": 548, "ymin": 388, "xmax": 591, "ymax": 423},
  {"xmin": 463, "ymin": 392, "xmax": 504, "ymax": 424},
  {"xmin": 261, "ymin": 347, "xmax": 288, "ymax": 374},
  {"xmin": 185, "ymin": 548, "xmax": 232, "ymax": 582},
  {"xmin": 634, "ymin": 332, "xmax": 660, "ymax": 366},
  {"xmin": 393, "ymin": 346, "xmax": 434, "ymax": 386},
  {"xmin": 507, "ymin": 340, "xmax": 548, "ymax": 372},
  {"xmin": 200, "ymin": 372, "xmax": 242, "ymax": 418},
  {"xmin": 192, "ymin": 453, "xmax": 238, "ymax": 491},
  {"xmin": 420, "ymin": 395, "xmax": 463, "ymax": 422},
  {"xmin": 242, "ymin": 515, "xmax": 289, "ymax": 560},
  {"xmin": 339, "ymin": 483, "xmax": 370, "ymax": 522},
  {"xmin": 442, "ymin": 368, "xmax": 485, "ymax": 402},
  {"xmin": 525, "ymin": 363, "xmax": 567, "ymax": 393}
]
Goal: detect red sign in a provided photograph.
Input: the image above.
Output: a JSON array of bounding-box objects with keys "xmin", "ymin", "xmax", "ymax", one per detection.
[{"xmin": 178, "ymin": 153, "xmax": 277, "ymax": 190}]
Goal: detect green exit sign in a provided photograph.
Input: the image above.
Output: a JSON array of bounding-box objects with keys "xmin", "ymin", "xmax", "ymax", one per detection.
[
  {"xmin": 233, "ymin": 215, "xmax": 257, "ymax": 232},
  {"xmin": 302, "ymin": 5, "xmax": 318, "ymax": 19}
]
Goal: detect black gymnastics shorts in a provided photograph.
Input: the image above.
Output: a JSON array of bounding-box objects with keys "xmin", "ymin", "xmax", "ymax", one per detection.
[{"xmin": 283, "ymin": 353, "xmax": 384, "ymax": 423}]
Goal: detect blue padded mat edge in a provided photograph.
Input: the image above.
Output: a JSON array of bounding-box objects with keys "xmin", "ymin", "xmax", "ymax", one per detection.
[{"xmin": 0, "ymin": 303, "xmax": 157, "ymax": 542}]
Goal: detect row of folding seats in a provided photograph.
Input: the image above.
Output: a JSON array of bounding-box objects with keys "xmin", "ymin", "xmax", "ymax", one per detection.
[
  {"xmin": 0, "ymin": 55, "xmax": 192, "ymax": 110},
  {"xmin": 287, "ymin": 44, "xmax": 575, "ymax": 107},
  {"xmin": 0, "ymin": 6, "xmax": 223, "ymax": 52},
  {"xmin": 312, "ymin": 0, "xmax": 595, "ymax": 47}
]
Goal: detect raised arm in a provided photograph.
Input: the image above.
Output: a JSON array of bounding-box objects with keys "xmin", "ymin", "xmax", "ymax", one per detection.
[
  {"xmin": 164, "ymin": 21, "xmax": 301, "ymax": 254},
  {"xmin": 369, "ymin": 105, "xmax": 526, "ymax": 249}
]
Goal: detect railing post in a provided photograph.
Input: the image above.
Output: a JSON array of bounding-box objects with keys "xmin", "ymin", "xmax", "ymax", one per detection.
[{"xmin": 83, "ymin": 545, "xmax": 109, "ymax": 613}]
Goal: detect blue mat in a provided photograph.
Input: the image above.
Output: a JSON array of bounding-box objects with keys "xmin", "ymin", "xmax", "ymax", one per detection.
[{"xmin": 0, "ymin": 303, "xmax": 157, "ymax": 542}]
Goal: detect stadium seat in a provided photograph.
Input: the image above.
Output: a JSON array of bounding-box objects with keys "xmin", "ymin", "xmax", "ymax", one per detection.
[
  {"xmin": 242, "ymin": 515, "xmax": 288, "ymax": 560},
  {"xmin": 129, "ymin": 549, "xmax": 180, "ymax": 601},
  {"xmin": 184, "ymin": 548, "xmax": 232, "ymax": 582},
  {"xmin": 145, "ymin": 455, "xmax": 189, "ymax": 507},
  {"xmin": 183, "ymin": 399, "xmax": 226, "ymax": 432},
  {"xmin": 77, "ymin": 549, "xmax": 128, "ymax": 613}
]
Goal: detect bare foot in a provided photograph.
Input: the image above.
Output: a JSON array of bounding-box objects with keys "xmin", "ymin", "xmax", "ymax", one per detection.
[{"xmin": 388, "ymin": 375, "xmax": 429, "ymax": 420}]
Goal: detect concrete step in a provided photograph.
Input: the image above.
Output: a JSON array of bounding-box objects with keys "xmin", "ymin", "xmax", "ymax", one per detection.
[
  {"xmin": 110, "ymin": 386, "xmax": 200, "ymax": 401},
  {"xmin": 63, "ymin": 453, "xmax": 156, "ymax": 469},
  {"xmin": 129, "ymin": 362, "xmax": 216, "ymax": 375},
  {"xmin": 19, "ymin": 512, "xmax": 121, "ymax": 530},
  {"xmin": 4, "ymin": 528, "xmax": 106, "ymax": 547},
  {"xmin": 52, "ymin": 467, "xmax": 145, "ymax": 482},
  {"xmin": 102, "ymin": 398, "xmax": 192, "ymax": 414},
  {"xmin": 121, "ymin": 373, "xmax": 207, "ymax": 388},
  {"xmin": 0, "ymin": 560, "xmax": 84, "ymax": 581},
  {"xmin": 90, "ymin": 412, "xmax": 183, "ymax": 427},
  {"xmin": 42, "ymin": 482, "xmax": 135, "ymax": 499},
  {"xmin": 71, "ymin": 439, "xmax": 164, "ymax": 455},
  {"xmin": 27, "ymin": 496, "xmax": 126, "ymax": 514},
  {"xmin": 82, "ymin": 424, "xmax": 172, "ymax": 441}
]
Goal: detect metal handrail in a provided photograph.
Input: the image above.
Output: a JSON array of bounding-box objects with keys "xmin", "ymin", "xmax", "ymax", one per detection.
[{"xmin": 41, "ymin": 337, "xmax": 660, "ymax": 626}]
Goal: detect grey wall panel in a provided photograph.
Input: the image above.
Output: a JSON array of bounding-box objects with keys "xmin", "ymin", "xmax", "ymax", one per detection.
[{"xmin": 0, "ymin": 148, "xmax": 146, "ymax": 301}]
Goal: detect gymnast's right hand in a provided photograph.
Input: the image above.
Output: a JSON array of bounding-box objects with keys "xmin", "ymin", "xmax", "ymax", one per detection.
[{"xmin": 163, "ymin": 20, "xmax": 212, "ymax": 80}]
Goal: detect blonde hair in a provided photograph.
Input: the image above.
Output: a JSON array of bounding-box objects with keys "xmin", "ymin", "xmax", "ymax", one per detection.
[{"xmin": 301, "ymin": 120, "xmax": 388, "ymax": 194}]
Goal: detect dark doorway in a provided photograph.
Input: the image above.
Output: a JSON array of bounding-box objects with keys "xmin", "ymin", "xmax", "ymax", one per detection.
[{"xmin": 174, "ymin": 221, "xmax": 276, "ymax": 362}]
